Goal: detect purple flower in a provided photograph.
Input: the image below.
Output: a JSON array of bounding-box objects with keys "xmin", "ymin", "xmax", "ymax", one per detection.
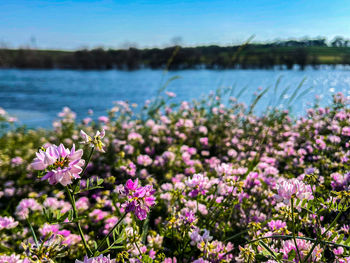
[
  {"xmin": 31, "ymin": 144, "xmax": 84, "ymax": 186},
  {"xmin": 331, "ymin": 172, "xmax": 350, "ymax": 191},
  {"xmin": 267, "ymin": 219, "xmax": 286, "ymax": 231},
  {"xmin": 185, "ymin": 173, "xmax": 211, "ymax": 198},
  {"xmin": 305, "ymin": 167, "xmax": 316, "ymax": 175},
  {"xmin": 122, "ymin": 179, "xmax": 156, "ymax": 220}
]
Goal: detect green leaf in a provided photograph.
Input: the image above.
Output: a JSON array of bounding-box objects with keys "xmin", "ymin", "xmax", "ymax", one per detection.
[
  {"xmin": 141, "ymin": 217, "xmax": 150, "ymax": 243},
  {"xmin": 336, "ymin": 234, "xmax": 345, "ymax": 243},
  {"xmin": 97, "ymin": 178, "xmax": 104, "ymax": 185},
  {"xmin": 328, "ymin": 232, "xmax": 338, "ymax": 242},
  {"xmin": 288, "ymin": 249, "xmax": 296, "ymax": 261},
  {"xmin": 109, "ymin": 245, "xmax": 124, "ymax": 249},
  {"xmin": 343, "ymin": 236, "xmax": 350, "ymax": 245}
]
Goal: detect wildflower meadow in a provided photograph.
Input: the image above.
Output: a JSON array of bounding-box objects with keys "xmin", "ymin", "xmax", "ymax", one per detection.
[{"xmin": 0, "ymin": 89, "xmax": 349, "ymax": 263}]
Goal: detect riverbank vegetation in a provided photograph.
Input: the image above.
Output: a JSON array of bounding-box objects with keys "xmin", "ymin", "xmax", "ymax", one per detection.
[
  {"xmin": 0, "ymin": 88, "xmax": 349, "ymax": 262},
  {"xmin": 2, "ymin": 37, "xmax": 350, "ymax": 70}
]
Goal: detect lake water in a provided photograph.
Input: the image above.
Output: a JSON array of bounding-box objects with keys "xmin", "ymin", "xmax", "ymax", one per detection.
[{"xmin": 0, "ymin": 67, "xmax": 350, "ymax": 128}]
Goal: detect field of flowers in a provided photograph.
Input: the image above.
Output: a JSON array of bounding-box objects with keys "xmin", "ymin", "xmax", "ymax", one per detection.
[{"xmin": 0, "ymin": 90, "xmax": 349, "ymax": 263}]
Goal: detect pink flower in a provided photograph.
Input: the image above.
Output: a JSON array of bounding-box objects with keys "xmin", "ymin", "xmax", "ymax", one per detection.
[
  {"xmin": 58, "ymin": 107, "xmax": 76, "ymax": 123},
  {"xmin": 334, "ymin": 247, "xmax": 344, "ymax": 256},
  {"xmin": 137, "ymin": 154, "xmax": 152, "ymax": 166},
  {"xmin": 0, "ymin": 254, "xmax": 29, "ymax": 263},
  {"xmin": 39, "ymin": 223, "xmax": 60, "ymax": 237},
  {"xmin": 127, "ymin": 132, "xmax": 144, "ymax": 143},
  {"xmin": 199, "ymin": 137, "xmax": 209, "ymax": 146},
  {"xmin": 163, "ymin": 258, "xmax": 177, "ymax": 263},
  {"xmin": 165, "ymin": 91, "xmax": 176, "ymax": 98},
  {"xmin": 83, "ymin": 117, "xmax": 92, "ymax": 125},
  {"xmin": 275, "ymin": 178, "xmax": 313, "ymax": 204},
  {"xmin": 89, "ymin": 209, "xmax": 109, "ymax": 222},
  {"xmin": 0, "ymin": 216, "xmax": 18, "ymax": 230},
  {"xmin": 11, "ymin": 157, "xmax": 23, "ymax": 166},
  {"xmin": 281, "ymin": 239, "xmax": 321, "ymax": 262},
  {"xmin": 15, "ymin": 198, "xmax": 42, "ymax": 219},
  {"xmin": 43, "ymin": 197, "xmax": 71, "ymax": 213},
  {"xmin": 121, "ymin": 179, "xmax": 156, "ymax": 220},
  {"xmin": 103, "ymin": 217, "xmax": 119, "ymax": 235},
  {"xmin": 267, "ymin": 219, "xmax": 286, "ymax": 231},
  {"xmin": 342, "ymin": 127, "xmax": 350, "ymax": 136},
  {"xmin": 75, "ymin": 197, "xmax": 90, "ymax": 210},
  {"xmin": 186, "ymin": 173, "xmax": 211, "ymax": 197},
  {"xmin": 98, "ymin": 116, "xmax": 109, "ymax": 123},
  {"xmin": 123, "ymin": 144, "xmax": 134, "ymax": 155},
  {"xmin": 31, "ymin": 144, "xmax": 84, "ymax": 186},
  {"xmin": 120, "ymin": 162, "xmax": 136, "ymax": 176},
  {"xmin": 331, "ymin": 172, "xmax": 350, "ymax": 191}
]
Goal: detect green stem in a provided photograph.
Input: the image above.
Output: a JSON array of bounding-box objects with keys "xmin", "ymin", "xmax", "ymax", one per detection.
[
  {"xmin": 65, "ymin": 186, "xmax": 92, "ymax": 256},
  {"xmin": 81, "ymin": 147, "xmax": 94, "ymax": 177},
  {"xmin": 291, "ymin": 198, "xmax": 302, "ymax": 263},
  {"xmin": 259, "ymin": 240, "xmax": 282, "ymax": 263},
  {"xmin": 26, "ymin": 218, "xmax": 38, "ymax": 246},
  {"xmin": 133, "ymin": 227, "xmax": 142, "ymax": 256},
  {"xmin": 224, "ymin": 229, "xmax": 249, "ymax": 242},
  {"xmin": 96, "ymin": 212, "xmax": 127, "ymax": 253}
]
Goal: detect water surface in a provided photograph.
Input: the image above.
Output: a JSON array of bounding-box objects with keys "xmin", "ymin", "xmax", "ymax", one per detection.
[{"xmin": 0, "ymin": 67, "xmax": 349, "ymax": 128}]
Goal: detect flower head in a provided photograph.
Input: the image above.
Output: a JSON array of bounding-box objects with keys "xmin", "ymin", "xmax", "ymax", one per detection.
[
  {"xmin": 0, "ymin": 216, "xmax": 18, "ymax": 230},
  {"xmin": 121, "ymin": 179, "xmax": 156, "ymax": 220},
  {"xmin": 80, "ymin": 129, "xmax": 106, "ymax": 152},
  {"xmin": 31, "ymin": 144, "xmax": 84, "ymax": 186},
  {"xmin": 275, "ymin": 178, "xmax": 313, "ymax": 205},
  {"xmin": 15, "ymin": 198, "xmax": 42, "ymax": 219}
]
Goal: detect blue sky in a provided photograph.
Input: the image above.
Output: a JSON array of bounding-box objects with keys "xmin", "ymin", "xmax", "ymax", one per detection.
[{"xmin": 1, "ymin": 0, "xmax": 350, "ymax": 50}]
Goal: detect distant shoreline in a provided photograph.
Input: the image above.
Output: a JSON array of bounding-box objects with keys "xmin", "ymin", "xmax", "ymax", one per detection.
[{"xmin": 2, "ymin": 39, "xmax": 350, "ymax": 70}]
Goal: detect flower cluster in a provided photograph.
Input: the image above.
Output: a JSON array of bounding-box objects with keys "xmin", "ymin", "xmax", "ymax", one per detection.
[
  {"xmin": 121, "ymin": 179, "xmax": 156, "ymax": 220},
  {"xmin": 275, "ymin": 178, "xmax": 313, "ymax": 204},
  {"xmin": 31, "ymin": 144, "xmax": 84, "ymax": 186},
  {"xmin": 0, "ymin": 216, "xmax": 18, "ymax": 230}
]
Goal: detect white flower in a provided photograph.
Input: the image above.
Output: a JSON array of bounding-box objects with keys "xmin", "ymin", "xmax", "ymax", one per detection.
[{"xmin": 80, "ymin": 129, "xmax": 106, "ymax": 152}]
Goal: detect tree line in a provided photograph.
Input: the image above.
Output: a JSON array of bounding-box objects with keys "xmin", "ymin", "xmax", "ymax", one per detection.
[{"xmin": 1, "ymin": 37, "xmax": 350, "ymax": 70}]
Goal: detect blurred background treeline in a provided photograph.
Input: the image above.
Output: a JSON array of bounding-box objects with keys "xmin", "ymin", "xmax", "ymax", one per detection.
[{"xmin": 2, "ymin": 37, "xmax": 350, "ymax": 70}]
